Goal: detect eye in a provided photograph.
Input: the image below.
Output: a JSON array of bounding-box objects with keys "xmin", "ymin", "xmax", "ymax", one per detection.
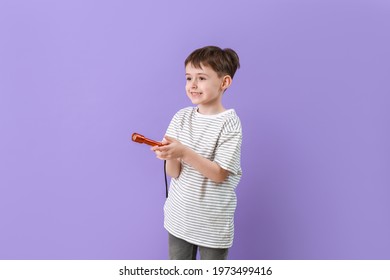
[
  {"xmin": 199, "ymin": 77, "xmax": 206, "ymax": 80},
  {"xmin": 186, "ymin": 77, "xmax": 191, "ymax": 81}
]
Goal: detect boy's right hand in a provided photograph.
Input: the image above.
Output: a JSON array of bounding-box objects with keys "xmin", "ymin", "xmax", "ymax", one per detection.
[{"xmin": 151, "ymin": 135, "xmax": 187, "ymax": 160}]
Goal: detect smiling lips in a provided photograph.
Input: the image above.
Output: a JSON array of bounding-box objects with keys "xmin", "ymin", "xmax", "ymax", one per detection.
[{"xmin": 190, "ymin": 92, "xmax": 202, "ymax": 96}]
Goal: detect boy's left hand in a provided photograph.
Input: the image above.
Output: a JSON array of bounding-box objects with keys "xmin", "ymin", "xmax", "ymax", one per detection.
[{"xmin": 151, "ymin": 135, "xmax": 187, "ymax": 160}]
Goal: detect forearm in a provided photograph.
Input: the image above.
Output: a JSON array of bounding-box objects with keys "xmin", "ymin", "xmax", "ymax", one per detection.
[
  {"xmin": 182, "ymin": 147, "xmax": 228, "ymax": 183},
  {"xmin": 166, "ymin": 158, "xmax": 181, "ymax": 178}
]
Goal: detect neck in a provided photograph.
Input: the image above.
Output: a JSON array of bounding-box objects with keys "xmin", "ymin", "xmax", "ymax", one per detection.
[{"xmin": 197, "ymin": 104, "xmax": 226, "ymax": 115}]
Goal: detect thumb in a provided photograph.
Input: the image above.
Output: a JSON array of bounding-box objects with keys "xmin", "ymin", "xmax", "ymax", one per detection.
[{"xmin": 163, "ymin": 135, "xmax": 176, "ymax": 143}]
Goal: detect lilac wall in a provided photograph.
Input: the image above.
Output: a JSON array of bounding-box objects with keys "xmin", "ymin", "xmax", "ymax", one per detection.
[{"xmin": 0, "ymin": 0, "xmax": 389, "ymax": 259}]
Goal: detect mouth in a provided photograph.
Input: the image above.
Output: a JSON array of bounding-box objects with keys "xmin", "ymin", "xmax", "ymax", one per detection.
[{"xmin": 190, "ymin": 92, "xmax": 202, "ymax": 96}]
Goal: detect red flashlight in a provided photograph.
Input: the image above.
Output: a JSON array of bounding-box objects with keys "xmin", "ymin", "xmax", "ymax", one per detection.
[{"xmin": 131, "ymin": 133, "xmax": 164, "ymax": 147}]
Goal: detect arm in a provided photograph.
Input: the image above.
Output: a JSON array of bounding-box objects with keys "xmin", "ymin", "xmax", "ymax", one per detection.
[
  {"xmin": 152, "ymin": 136, "xmax": 228, "ymax": 183},
  {"xmin": 165, "ymin": 158, "xmax": 181, "ymax": 179},
  {"xmin": 181, "ymin": 147, "xmax": 228, "ymax": 183}
]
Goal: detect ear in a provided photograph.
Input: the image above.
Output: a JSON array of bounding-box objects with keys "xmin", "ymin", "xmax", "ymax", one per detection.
[{"xmin": 221, "ymin": 75, "xmax": 232, "ymax": 91}]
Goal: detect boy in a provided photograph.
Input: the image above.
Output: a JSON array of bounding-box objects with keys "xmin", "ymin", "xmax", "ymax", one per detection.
[{"xmin": 152, "ymin": 46, "xmax": 242, "ymax": 260}]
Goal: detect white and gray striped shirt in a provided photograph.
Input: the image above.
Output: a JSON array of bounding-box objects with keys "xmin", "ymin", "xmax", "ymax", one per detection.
[{"xmin": 164, "ymin": 107, "xmax": 242, "ymax": 248}]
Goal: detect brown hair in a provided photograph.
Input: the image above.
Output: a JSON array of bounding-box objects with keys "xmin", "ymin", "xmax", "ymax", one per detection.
[{"xmin": 185, "ymin": 46, "xmax": 240, "ymax": 78}]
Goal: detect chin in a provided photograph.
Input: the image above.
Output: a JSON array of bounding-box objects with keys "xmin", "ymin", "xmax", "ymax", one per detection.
[{"xmin": 188, "ymin": 98, "xmax": 200, "ymax": 104}]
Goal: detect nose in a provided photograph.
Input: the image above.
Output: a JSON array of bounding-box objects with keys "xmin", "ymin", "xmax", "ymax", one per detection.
[{"xmin": 190, "ymin": 79, "xmax": 198, "ymax": 88}]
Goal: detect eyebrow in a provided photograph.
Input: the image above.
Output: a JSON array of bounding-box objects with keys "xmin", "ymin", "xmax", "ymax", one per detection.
[{"xmin": 185, "ymin": 73, "xmax": 209, "ymax": 76}]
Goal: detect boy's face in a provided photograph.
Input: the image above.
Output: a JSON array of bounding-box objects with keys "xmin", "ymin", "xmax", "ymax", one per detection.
[{"xmin": 185, "ymin": 63, "xmax": 228, "ymax": 114}]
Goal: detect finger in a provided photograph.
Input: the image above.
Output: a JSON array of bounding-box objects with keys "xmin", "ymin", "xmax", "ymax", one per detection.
[
  {"xmin": 156, "ymin": 145, "xmax": 169, "ymax": 152},
  {"xmin": 156, "ymin": 152, "xmax": 168, "ymax": 160},
  {"xmin": 156, "ymin": 155, "xmax": 165, "ymax": 160},
  {"xmin": 151, "ymin": 145, "xmax": 162, "ymax": 152},
  {"xmin": 155, "ymin": 150, "xmax": 164, "ymax": 159}
]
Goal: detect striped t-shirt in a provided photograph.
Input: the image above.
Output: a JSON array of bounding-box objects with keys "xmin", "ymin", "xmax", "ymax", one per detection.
[{"xmin": 164, "ymin": 106, "xmax": 242, "ymax": 248}]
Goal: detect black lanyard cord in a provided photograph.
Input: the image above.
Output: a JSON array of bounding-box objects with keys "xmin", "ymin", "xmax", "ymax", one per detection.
[{"xmin": 164, "ymin": 160, "xmax": 168, "ymax": 198}]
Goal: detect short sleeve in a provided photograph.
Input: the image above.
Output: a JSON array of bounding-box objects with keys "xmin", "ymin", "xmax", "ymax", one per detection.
[
  {"xmin": 214, "ymin": 123, "xmax": 242, "ymax": 176},
  {"xmin": 165, "ymin": 111, "xmax": 181, "ymax": 139}
]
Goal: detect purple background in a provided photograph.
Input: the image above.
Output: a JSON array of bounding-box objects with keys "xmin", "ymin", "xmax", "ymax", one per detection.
[{"xmin": 0, "ymin": 0, "xmax": 389, "ymax": 260}]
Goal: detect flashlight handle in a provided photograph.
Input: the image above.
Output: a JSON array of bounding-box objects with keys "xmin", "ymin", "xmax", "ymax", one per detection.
[
  {"xmin": 132, "ymin": 133, "xmax": 164, "ymax": 147},
  {"xmin": 143, "ymin": 138, "xmax": 163, "ymax": 147}
]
